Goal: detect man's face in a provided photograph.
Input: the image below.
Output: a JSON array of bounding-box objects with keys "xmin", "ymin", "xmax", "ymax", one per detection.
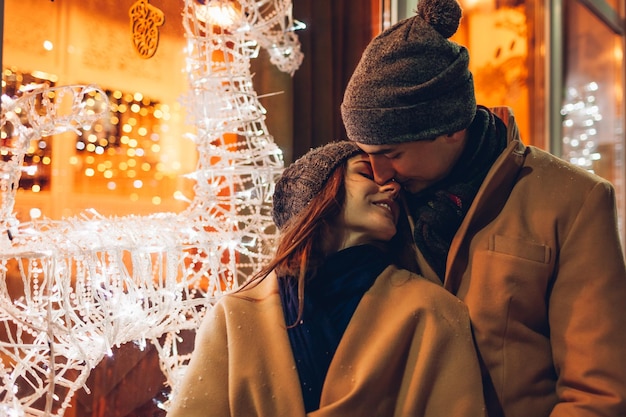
[{"xmin": 356, "ymin": 130, "xmax": 467, "ymax": 193}]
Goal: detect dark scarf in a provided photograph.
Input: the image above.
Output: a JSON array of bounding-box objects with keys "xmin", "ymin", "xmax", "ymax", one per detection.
[
  {"xmin": 277, "ymin": 244, "xmax": 390, "ymax": 413},
  {"xmin": 406, "ymin": 106, "xmax": 507, "ymax": 280}
]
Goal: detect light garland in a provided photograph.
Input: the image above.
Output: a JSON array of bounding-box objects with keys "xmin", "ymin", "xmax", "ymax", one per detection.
[
  {"xmin": 73, "ymin": 89, "xmax": 177, "ymax": 201},
  {"xmin": 561, "ymin": 81, "xmax": 603, "ymax": 173},
  {"xmin": 0, "ymin": 0, "xmax": 304, "ymax": 415}
]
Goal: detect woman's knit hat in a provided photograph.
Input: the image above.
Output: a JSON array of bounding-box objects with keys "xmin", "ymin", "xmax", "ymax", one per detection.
[
  {"xmin": 341, "ymin": 0, "xmax": 476, "ymax": 145},
  {"xmin": 272, "ymin": 141, "xmax": 361, "ymax": 230}
]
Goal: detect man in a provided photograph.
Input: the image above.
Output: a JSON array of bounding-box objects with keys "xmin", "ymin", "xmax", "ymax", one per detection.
[{"xmin": 340, "ymin": 0, "xmax": 626, "ymax": 416}]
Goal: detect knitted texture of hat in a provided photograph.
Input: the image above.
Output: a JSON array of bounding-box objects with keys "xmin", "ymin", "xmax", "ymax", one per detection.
[
  {"xmin": 272, "ymin": 141, "xmax": 361, "ymax": 230},
  {"xmin": 341, "ymin": 0, "xmax": 476, "ymax": 144}
]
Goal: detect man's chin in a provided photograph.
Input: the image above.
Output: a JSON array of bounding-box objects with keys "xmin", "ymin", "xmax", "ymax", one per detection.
[
  {"xmin": 401, "ymin": 182, "xmax": 420, "ymax": 194},
  {"xmin": 402, "ymin": 179, "xmax": 432, "ymax": 194}
]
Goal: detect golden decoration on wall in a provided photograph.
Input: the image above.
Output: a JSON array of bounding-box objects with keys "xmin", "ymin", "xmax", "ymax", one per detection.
[{"xmin": 129, "ymin": 0, "xmax": 165, "ymax": 59}]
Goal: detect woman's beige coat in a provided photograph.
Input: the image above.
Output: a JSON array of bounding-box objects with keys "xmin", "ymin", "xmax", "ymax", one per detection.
[
  {"xmin": 166, "ymin": 265, "xmax": 486, "ymax": 417},
  {"xmin": 412, "ymin": 107, "xmax": 626, "ymax": 417}
]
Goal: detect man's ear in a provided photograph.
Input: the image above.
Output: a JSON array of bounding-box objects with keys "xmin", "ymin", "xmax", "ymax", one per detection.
[{"xmin": 445, "ymin": 129, "xmax": 467, "ymax": 144}]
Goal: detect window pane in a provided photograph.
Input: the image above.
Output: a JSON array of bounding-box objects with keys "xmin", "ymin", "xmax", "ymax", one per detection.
[{"xmin": 562, "ymin": 0, "xmax": 625, "ymax": 241}]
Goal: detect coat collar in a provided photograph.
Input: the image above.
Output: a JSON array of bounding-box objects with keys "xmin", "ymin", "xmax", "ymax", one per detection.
[{"xmin": 444, "ymin": 107, "xmax": 526, "ymax": 292}]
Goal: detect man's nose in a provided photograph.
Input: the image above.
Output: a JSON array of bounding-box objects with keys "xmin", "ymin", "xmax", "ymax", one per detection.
[{"xmin": 370, "ymin": 157, "xmax": 395, "ymax": 185}]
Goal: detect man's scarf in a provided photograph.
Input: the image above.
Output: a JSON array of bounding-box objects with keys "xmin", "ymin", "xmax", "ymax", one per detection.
[{"xmin": 407, "ymin": 106, "xmax": 508, "ymax": 280}]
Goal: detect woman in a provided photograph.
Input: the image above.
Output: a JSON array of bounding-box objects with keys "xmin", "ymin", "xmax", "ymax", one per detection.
[{"xmin": 166, "ymin": 141, "xmax": 486, "ymax": 417}]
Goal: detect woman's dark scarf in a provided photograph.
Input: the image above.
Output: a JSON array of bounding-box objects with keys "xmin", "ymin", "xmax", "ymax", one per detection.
[
  {"xmin": 278, "ymin": 244, "xmax": 390, "ymax": 413},
  {"xmin": 406, "ymin": 106, "xmax": 508, "ymax": 280}
]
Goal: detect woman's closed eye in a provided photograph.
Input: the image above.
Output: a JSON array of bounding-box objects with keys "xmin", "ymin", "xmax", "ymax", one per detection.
[{"xmin": 350, "ymin": 156, "xmax": 376, "ymax": 181}]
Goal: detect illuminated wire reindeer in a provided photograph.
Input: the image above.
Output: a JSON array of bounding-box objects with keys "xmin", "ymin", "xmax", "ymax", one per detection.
[
  {"xmin": 0, "ymin": 0, "xmax": 303, "ymax": 415},
  {"xmin": 179, "ymin": 0, "xmax": 303, "ymax": 283}
]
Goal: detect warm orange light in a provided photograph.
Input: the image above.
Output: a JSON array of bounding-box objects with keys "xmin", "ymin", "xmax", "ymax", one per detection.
[
  {"xmin": 194, "ymin": 1, "xmax": 240, "ymax": 28},
  {"xmin": 459, "ymin": 0, "xmax": 495, "ymax": 12}
]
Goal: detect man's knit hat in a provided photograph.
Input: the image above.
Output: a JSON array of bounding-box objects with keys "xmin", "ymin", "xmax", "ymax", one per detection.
[
  {"xmin": 341, "ymin": 0, "xmax": 476, "ymax": 145},
  {"xmin": 272, "ymin": 141, "xmax": 361, "ymax": 230}
]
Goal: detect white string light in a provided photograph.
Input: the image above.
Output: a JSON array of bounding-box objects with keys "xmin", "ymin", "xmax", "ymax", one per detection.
[
  {"xmin": 561, "ymin": 81, "xmax": 603, "ymax": 173},
  {"xmin": 0, "ymin": 0, "xmax": 303, "ymax": 415}
]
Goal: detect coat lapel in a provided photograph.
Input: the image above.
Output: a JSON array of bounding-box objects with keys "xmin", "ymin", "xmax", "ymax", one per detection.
[{"xmin": 444, "ymin": 108, "xmax": 526, "ymax": 293}]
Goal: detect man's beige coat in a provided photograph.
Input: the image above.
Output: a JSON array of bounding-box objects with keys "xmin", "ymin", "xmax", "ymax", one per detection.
[{"xmin": 411, "ymin": 107, "xmax": 626, "ymax": 417}]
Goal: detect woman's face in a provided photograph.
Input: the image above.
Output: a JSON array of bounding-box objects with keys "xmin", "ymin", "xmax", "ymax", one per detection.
[{"xmin": 337, "ymin": 153, "xmax": 401, "ymax": 250}]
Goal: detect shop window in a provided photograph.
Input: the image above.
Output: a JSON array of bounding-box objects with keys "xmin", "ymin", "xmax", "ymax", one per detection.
[
  {"xmin": 562, "ymin": 0, "xmax": 625, "ymax": 239},
  {"xmin": 1, "ymin": 68, "xmax": 57, "ymax": 192},
  {"xmin": 73, "ymin": 89, "xmax": 180, "ymax": 204},
  {"xmin": 2, "ymin": 68, "xmax": 191, "ymax": 218}
]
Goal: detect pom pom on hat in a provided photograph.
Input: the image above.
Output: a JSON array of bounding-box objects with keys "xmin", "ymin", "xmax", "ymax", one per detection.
[
  {"xmin": 272, "ymin": 141, "xmax": 361, "ymax": 230},
  {"xmin": 418, "ymin": 0, "xmax": 462, "ymax": 38},
  {"xmin": 341, "ymin": 0, "xmax": 476, "ymax": 145}
]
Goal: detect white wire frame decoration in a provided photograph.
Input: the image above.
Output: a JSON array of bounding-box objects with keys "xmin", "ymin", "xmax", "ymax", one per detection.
[{"xmin": 0, "ymin": 0, "xmax": 304, "ymax": 415}]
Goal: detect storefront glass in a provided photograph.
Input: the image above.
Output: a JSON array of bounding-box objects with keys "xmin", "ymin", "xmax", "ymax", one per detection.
[{"xmin": 562, "ymin": 0, "xmax": 625, "ymax": 241}]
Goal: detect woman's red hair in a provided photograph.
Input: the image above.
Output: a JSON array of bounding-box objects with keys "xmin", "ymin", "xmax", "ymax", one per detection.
[
  {"xmin": 236, "ymin": 157, "xmax": 418, "ymax": 325},
  {"xmin": 237, "ymin": 162, "xmax": 347, "ymax": 325}
]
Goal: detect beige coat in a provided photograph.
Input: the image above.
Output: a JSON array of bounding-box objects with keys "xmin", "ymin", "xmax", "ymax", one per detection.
[
  {"xmin": 167, "ymin": 265, "xmax": 487, "ymax": 417},
  {"xmin": 412, "ymin": 107, "xmax": 626, "ymax": 417}
]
